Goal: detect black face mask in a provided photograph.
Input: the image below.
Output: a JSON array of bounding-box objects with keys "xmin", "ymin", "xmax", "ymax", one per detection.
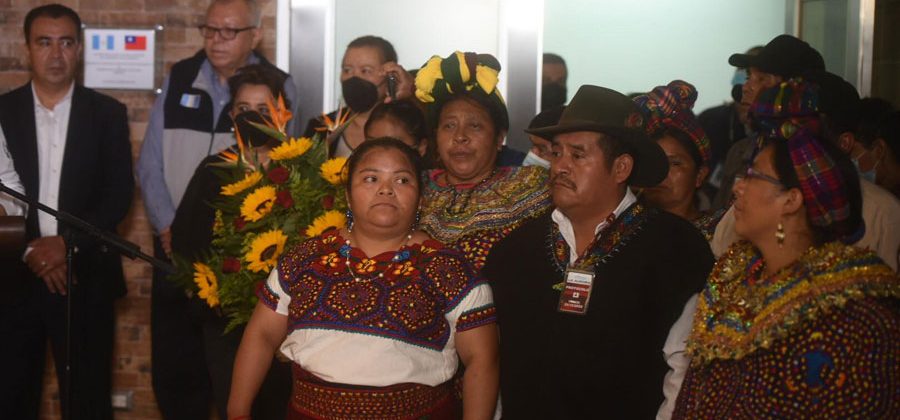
[
  {"xmin": 541, "ymin": 83, "xmax": 567, "ymax": 110},
  {"xmin": 233, "ymin": 111, "xmax": 272, "ymax": 148},
  {"xmin": 342, "ymin": 77, "xmax": 379, "ymax": 112}
]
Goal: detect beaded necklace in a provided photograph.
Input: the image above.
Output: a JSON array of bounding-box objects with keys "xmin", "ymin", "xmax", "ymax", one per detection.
[{"xmin": 339, "ymin": 232, "xmax": 412, "ymax": 282}]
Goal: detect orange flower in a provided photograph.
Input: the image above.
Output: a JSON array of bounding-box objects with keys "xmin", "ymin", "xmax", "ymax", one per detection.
[{"xmin": 264, "ymin": 95, "xmax": 293, "ymax": 134}]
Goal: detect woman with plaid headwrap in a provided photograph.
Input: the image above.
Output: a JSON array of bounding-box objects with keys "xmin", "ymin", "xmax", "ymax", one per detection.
[
  {"xmin": 634, "ymin": 80, "xmax": 725, "ymax": 241},
  {"xmin": 415, "ymin": 51, "xmax": 551, "ymax": 273},
  {"xmin": 672, "ymin": 80, "xmax": 900, "ymax": 418}
]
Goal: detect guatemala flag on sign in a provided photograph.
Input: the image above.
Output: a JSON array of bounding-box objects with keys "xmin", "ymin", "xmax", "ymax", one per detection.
[{"xmin": 125, "ymin": 35, "xmax": 147, "ymax": 51}]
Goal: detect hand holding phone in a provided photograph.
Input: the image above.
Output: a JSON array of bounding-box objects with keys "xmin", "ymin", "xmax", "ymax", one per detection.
[{"xmin": 387, "ymin": 73, "xmax": 398, "ymax": 100}]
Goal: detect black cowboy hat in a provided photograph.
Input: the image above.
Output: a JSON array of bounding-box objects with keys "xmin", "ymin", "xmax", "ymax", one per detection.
[{"xmin": 526, "ymin": 85, "xmax": 668, "ymax": 187}]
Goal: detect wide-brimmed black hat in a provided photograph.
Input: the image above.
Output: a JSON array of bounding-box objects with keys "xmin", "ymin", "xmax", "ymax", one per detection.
[
  {"xmin": 728, "ymin": 35, "xmax": 824, "ymax": 78},
  {"xmin": 526, "ymin": 85, "xmax": 668, "ymax": 187}
]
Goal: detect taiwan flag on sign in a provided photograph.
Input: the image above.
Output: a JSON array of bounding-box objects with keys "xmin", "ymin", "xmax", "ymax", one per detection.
[{"xmin": 125, "ymin": 35, "xmax": 147, "ymax": 51}]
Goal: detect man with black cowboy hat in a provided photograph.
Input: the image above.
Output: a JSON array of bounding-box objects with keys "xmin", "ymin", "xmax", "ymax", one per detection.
[
  {"xmin": 712, "ymin": 34, "xmax": 825, "ymax": 209},
  {"xmin": 483, "ymin": 85, "xmax": 714, "ymax": 418}
]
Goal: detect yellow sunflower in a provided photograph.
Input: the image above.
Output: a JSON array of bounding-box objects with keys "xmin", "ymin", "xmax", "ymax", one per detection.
[
  {"xmin": 320, "ymin": 157, "xmax": 348, "ymax": 185},
  {"xmin": 193, "ymin": 262, "xmax": 219, "ymax": 307},
  {"xmin": 245, "ymin": 229, "xmax": 288, "ymax": 273},
  {"xmin": 221, "ymin": 171, "xmax": 262, "ymax": 196},
  {"xmin": 305, "ymin": 210, "xmax": 347, "ymax": 237},
  {"xmin": 240, "ymin": 186, "xmax": 277, "ymax": 222},
  {"xmin": 270, "ymin": 137, "xmax": 313, "ymax": 161}
]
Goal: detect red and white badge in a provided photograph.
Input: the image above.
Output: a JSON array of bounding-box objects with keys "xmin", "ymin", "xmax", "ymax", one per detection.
[{"xmin": 557, "ymin": 268, "xmax": 594, "ymax": 315}]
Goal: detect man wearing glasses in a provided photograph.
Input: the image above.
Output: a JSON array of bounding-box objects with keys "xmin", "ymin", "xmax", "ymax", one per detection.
[{"xmin": 136, "ymin": 0, "xmax": 297, "ymax": 417}]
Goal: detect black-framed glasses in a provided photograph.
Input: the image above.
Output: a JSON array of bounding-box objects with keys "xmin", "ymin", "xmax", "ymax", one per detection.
[
  {"xmin": 198, "ymin": 25, "xmax": 256, "ymax": 40},
  {"xmin": 735, "ymin": 166, "xmax": 783, "ymax": 187}
]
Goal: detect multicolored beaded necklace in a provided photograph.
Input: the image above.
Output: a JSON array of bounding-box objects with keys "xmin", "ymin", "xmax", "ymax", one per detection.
[
  {"xmin": 340, "ymin": 232, "xmax": 412, "ymax": 282},
  {"xmin": 547, "ymin": 203, "xmax": 651, "ymax": 290}
]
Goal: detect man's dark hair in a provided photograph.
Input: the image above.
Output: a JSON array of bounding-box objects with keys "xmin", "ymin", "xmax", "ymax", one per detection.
[
  {"xmin": 856, "ymin": 97, "xmax": 895, "ymax": 148},
  {"xmin": 595, "ymin": 131, "xmax": 635, "ymax": 170},
  {"xmin": 878, "ymin": 111, "xmax": 900, "ymax": 162},
  {"xmin": 543, "ymin": 53, "xmax": 566, "ymax": 66},
  {"xmin": 227, "ymin": 64, "xmax": 290, "ymax": 109},
  {"xmin": 24, "ymin": 4, "xmax": 82, "ymax": 42},
  {"xmin": 347, "ymin": 35, "xmax": 398, "ymax": 63}
]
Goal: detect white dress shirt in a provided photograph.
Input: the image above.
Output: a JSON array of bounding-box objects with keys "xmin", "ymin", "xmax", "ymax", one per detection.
[
  {"xmin": 551, "ymin": 188, "xmax": 637, "ymax": 262},
  {"xmin": 0, "ymin": 122, "xmax": 26, "ymax": 215},
  {"xmin": 33, "ymin": 83, "xmax": 74, "ymax": 237}
]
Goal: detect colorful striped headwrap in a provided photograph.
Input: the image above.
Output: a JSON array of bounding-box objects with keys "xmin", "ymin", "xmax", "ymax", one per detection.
[
  {"xmin": 414, "ymin": 51, "xmax": 508, "ymax": 130},
  {"xmin": 632, "ymin": 80, "xmax": 711, "ymax": 166},
  {"xmin": 750, "ymin": 80, "xmax": 857, "ymax": 242}
]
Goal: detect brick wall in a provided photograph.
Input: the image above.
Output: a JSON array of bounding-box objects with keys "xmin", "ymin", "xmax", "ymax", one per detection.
[{"xmin": 0, "ymin": 1, "xmax": 279, "ymax": 419}]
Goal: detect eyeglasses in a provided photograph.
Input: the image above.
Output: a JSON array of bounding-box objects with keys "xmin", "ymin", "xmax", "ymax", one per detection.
[
  {"xmin": 198, "ymin": 25, "xmax": 256, "ymax": 40},
  {"xmin": 735, "ymin": 166, "xmax": 783, "ymax": 187}
]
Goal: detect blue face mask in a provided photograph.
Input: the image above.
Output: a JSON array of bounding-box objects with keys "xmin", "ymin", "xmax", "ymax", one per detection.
[
  {"xmin": 522, "ymin": 150, "xmax": 550, "ymax": 169},
  {"xmin": 731, "ymin": 69, "xmax": 748, "ymax": 86},
  {"xmin": 851, "ymin": 150, "xmax": 878, "ymax": 183}
]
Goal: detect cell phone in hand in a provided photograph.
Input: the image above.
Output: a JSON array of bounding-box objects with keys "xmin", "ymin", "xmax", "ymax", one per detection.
[{"xmin": 387, "ymin": 73, "xmax": 397, "ymax": 100}]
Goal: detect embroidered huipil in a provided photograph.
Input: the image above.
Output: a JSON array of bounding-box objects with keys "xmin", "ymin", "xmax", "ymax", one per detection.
[
  {"xmin": 258, "ymin": 230, "xmax": 496, "ymax": 387},
  {"xmin": 673, "ymin": 241, "xmax": 900, "ymax": 419},
  {"xmin": 420, "ymin": 165, "xmax": 551, "ymax": 272}
]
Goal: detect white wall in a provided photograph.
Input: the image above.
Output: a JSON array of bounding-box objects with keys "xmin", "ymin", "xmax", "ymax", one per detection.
[
  {"xmin": 332, "ymin": 0, "xmax": 502, "ymax": 109},
  {"xmin": 543, "ymin": 0, "xmax": 788, "ymax": 113}
]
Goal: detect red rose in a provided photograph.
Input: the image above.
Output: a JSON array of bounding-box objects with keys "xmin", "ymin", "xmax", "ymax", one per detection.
[
  {"xmin": 321, "ymin": 194, "xmax": 334, "ymax": 210},
  {"xmin": 222, "ymin": 257, "xmax": 241, "ymax": 273},
  {"xmin": 276, "ymin": 190, "xmax": 294, "ymax": 208},
  {"xmin": 267, "ymin": 166, "xmax": 290, "ymax": 184},
  {"xmin": 233, "ymin": 216, "xmax": 247, "ymax": 231}
]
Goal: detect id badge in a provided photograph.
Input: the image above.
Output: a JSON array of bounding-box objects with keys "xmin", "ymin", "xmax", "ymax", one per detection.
[{"xmin": 557, "ymin": 268, "xmax": 594, "ymax": 315}]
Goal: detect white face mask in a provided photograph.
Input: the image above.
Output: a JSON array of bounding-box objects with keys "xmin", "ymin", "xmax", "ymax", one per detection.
[{"xmin": 522, "ymin": 150, "xmax": 550, "ymax": 168}]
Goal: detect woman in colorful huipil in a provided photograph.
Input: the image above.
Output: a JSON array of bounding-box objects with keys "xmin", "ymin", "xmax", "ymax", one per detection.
[
  {"xmin": 672, "ymin": 80, "xmax": 900, "ymax": 418},
  {"xmin": 228, "ymin": 138, "xmax": 499, "ymax": 420},
  {"xmin": 415, "ymin": 51, "xmax": 551, "ymax": 271},
  {"xmin": 634, "ymin": 80, "xmax": 725, "ymax": 241}
]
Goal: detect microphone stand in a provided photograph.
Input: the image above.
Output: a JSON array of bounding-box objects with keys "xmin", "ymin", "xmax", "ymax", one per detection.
[{"xmin": 0, "ymin": 182, "xmax": 174, "ymax": 419}]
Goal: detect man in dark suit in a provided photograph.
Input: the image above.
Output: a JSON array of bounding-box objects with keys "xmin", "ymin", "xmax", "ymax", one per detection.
[{"xmin": 0, "ymin": 4, "xmax": 133, "ymax": 419}]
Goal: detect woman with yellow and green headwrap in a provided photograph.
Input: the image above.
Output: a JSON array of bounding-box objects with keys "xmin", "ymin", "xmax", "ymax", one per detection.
[{"xmin": 416, "ymin": 51, "xmax": 551, "ymax": 272}]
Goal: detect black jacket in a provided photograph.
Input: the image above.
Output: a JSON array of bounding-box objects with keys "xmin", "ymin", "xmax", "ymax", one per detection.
[
  {"xmin": 0, "ymin": 82, "xmax": 133, "ymax": 299},
  {"xmin": 483, "ymin": 206, "xmax": 713, "ymax": 419}
]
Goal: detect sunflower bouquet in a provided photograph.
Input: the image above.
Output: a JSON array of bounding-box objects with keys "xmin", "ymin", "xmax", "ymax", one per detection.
[{"xmin": 171, "ymin": 96, "xmax": 349, "ymax": 330}]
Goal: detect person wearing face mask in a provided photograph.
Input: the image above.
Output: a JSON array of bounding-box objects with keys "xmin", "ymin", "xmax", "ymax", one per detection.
[
  {"xmin": 711, "ymin": 36, "xmax": 825, "ymax": 210},
  {"xmin": 697, "ymin": 46, "xmax": 761, "ymax": 194},
  {"xmin": 522, "ymin": 105, "xmax": 565, "ymax": 169},
  {"xmin": 303, "ymin": 35, "xmax": 415, "ymax": 157},
  {"xmin": 542, "ymin": 53, "xmax": 568, "ymax": 111},
  {"xmin": 711, "ymin": 75, "xmax": 900, "ymax": 272},
  {"xmin": 167, "ymin": 64, "xmax": 293, "ymax": 420},
  {"xmin": 672, "ymin": 80, "xmax": 899, "ymax": 419},
  {"xmin": 136, "ymin": 2, "xmax": 299, "ymax": 416},
  {"xmin": 851, "ymin": 97, "xmax": 895, "ymax": 185}
]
